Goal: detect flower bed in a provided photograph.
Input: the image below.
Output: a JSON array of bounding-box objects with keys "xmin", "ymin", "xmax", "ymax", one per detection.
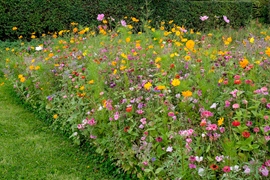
[{"xmin": 3, "ymin": 15, "xmax": 270, "ymax": 179}]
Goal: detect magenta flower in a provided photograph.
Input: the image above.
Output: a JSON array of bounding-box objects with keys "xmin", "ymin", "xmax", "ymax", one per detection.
[
  {"xmin": 97, "ymin": 14, "xmax": 105, "ymax": 21},
  {"xmin": 189, "ymin": 164, "xmax": 196, "ymax": 169},
  {"xmin": 156, "ymin": 137, "xmax": 163, "ymax": 142},
  {"xmin": 200, "ymin": 15, "xmax": 209, "ymax": 21},
  {"xmin": 90, "ymin": 134, "xmax": 97, "ymax": 139},
  {"xmin": 223, "ymin": 16, "xmax": 230, "ymax": 23}
]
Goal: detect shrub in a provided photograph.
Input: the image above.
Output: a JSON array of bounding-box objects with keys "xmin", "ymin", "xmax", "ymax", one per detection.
[
  {"xmin": 252, "ymin": 0, "xmax": 270, "ymax": 23},
  {"xmin": 0, "ymin": 0, "xmax": 253, "ymax": 41}
]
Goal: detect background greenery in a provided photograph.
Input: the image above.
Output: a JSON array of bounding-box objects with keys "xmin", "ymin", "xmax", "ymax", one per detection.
[{"xmin": 0, "ymin": 0, "xmax": 259, "ymax": 41}]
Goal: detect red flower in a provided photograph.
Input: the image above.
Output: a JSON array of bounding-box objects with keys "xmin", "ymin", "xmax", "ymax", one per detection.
[
  {"xmin": 242, "ymin": 131, "xmax": 250, "ymax": 138},
  {"xmin": 126, "ymin": 106, "xmax": 132, "ymax": 112},
  {"xmin": 234, "ymin": 79, "xmax": 241, "ymax": 85},
  {"xmin": 232, "ymin": 120, "xmax": 240, "ymax": 127}
]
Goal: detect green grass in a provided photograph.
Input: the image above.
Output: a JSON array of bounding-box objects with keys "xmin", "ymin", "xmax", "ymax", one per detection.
[{"xmin": 0, "ymin": 78, "xmax": 127, "ymax": 180}]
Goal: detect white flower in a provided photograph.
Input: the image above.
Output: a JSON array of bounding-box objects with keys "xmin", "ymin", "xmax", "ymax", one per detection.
[
  {"xmin": 195, "ymin": 156, "xmax": 203, "ymax": 162},
  {"xmin": 166, "ymin": 146, "xmax": 173, "ymax": 152},
  {"xmin": 35, "ymin": 46, "xmax": 43, "ymax": 51},
  {"xmin": 210, "ymin": 103, "xmax": 217, "ymax": 109},
  {"xmin": 230, "ymin": 165, "xmax": 240, "ymax": 172},
  {"xmin": 198, "ymin": 168, "xmax": 205, "ymax": 176},
  {"xmin": 202, "ymin": 133, "xmax": 206, "ymax": 138}
]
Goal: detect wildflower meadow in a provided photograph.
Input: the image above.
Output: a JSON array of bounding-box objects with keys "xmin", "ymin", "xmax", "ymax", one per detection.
[{"xmin": 1, "ymin": 13, "xmax": 270, "ymax": 179}]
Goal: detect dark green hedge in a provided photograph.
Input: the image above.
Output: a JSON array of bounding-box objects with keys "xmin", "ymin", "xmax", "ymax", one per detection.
[
  {"xmin": 252, "ymin": 0, "xmax": 270, "ymax": 23},
  {"xmin": 0, "ymin": 0, "xmax": 253, "ymax": 41}
]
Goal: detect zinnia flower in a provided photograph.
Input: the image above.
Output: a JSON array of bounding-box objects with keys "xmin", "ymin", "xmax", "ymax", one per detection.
[
  {"xmin": 242, "ymin": 131, "xmax": 250, "ymax": 138},
  {"xmin": 223, "ymin": 166, "xmax": 231, "ymax": 172},
  {"xmin": 210, "ymin": 164, "xmax": 219, "ymax": 170},
  {"xmin": 232, "ymin": 120, "xmax": 240, "ymax": 127},
  {"xmin": 186, "ymin": 40, "xmax": 195, "ymax": 50}
]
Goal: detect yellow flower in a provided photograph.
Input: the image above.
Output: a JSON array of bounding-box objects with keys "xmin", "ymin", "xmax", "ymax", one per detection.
[
  {"xmin": 88, "ymin": 80, "xmax": 94, "ymax": 84},
  {"xmin": 171, "ymin": 79, "xmax": 180, "ymax": 87},
  {"xmin": 126, "ymin": 37, "xmax": 131, "ymax": 43},
  {"xmin": 249, "ymin": 37, "xmax": 254, "ymax": 43},
  {"xmin": 18, "ymin": 74, "xmax": 23, "ymax": 79},
  {"xmin": 155, "ymin": 57, "xmax": 161, "ymax": 63},
  {"xmin": 35, "ymin": 66, "xmax": 40, "ymax": 70},
  {"xmin": 131, "ymin": 17, "xmax": 139, "ymax": 22},
  {"xmin": 70, "ymin": 22, "xmax": 78, "ymax": 26},
  {"xmin": 239, "ymin": 58, "xmax": 249, "ymax": 68},
  {"xmin": 218, "ymin": 117, "xmax": 224, "ymax": 126},
  {"xmin": 20, "ymin": 77, "xmax": 26, "ymax": 83},
  {"xmin": 265, "ymin": 47, "xmax": 270, "ymax": 57},
  {"xmin": 53, "ymin": 114, "xmax": 58, "ymax": 119},
  {"xmin": 18, "ymin": 35, "xmax": 23, "ymax": 39},
  {"xmin": 184, "ymin": 55, "xmax": 191, "ymax": 61},
  {"xmin": 29, "ymin": 65, "xmax": 35, "ymax": 70},
  {"xmin": 120, "ymin": 65, "xmax": 126, "ymax": 71},
  {"xmin": 12, "ymin": 27, "xmax": 18, "ymax": 31},
  {"xmin": 31, "ymin": 35, "xmax": 36, "ymax": 39},
  {"xmin": 182, "ymin": 90, "xmax": 192, "ymax": 97},
  {"xmin": 156, "ymin": 85, "xmax": 166, "ymax": 90},
  {"xmin": 186, "ymin": 40, "xmax": 195, "ymax": 50},
  {"xmin": 168, "ymin": 20, "xmax": 174, "ymax": 24},
  {"xmin": 144, "ymin": 82, "xmax": 152, "ymax": 90},
  {"xmin": 79, "ymin": 86, "xmax": 85, "ymax": 91}
]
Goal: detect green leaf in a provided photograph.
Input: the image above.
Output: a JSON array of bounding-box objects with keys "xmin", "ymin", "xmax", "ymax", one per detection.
[{"xmin": 155, "ymin": 167, "xmax": 163, "ymax": 174}]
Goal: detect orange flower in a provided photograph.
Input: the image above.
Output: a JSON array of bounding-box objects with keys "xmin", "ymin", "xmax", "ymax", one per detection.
[
  {"xmin": 186, "ymin": 40, "xmax": 195, "ymax": 50},
  {"xmin": 210, "ymin": 164, "xmax": 219, "ymax": 170},
  {"xmin": 182, "ymin": 90, "xmax": 192, "ymax": 97},
  {"xmin": 126, "ymin": 106, "xmax": 132, "ymax": 112},
  {"xmin": 265, "ymin": 47, "xmax": 270, "ymax": 57},
  {"xmin": 234, "ymin": 79, "xmax": 241, "ymax": 85},
  {"xmin": 239, "ymin": 58, "xmax": 249, "ymax": 68}
]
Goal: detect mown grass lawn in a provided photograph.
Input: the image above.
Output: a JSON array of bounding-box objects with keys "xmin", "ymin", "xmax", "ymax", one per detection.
[{"xmin": 0, "ymin": 78, "xmax": 121, "ymax": 180}]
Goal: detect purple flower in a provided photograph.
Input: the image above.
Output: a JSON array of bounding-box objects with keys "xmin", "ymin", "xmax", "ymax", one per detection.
[
  {"xmin": 97, "ymin": 14, "xmax": 105, "ymax": 21},
  {"xmin": 200, "ymin": 15, "xmax": 209, "ymax": 21},
  {"xmin": 223, "ymin": 16, "xmax": 230, "ymax": 23}
]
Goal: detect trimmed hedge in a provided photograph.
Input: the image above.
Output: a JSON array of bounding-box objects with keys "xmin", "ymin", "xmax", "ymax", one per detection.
[{"xmin": 0, "ymin": 0, "xmax": 253, "ymax": 41}]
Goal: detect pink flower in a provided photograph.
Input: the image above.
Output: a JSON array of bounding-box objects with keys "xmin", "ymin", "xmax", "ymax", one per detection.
[
  {"xmin": 189, "ymin": 164, "xmax": 196, "ymax": 169},
  {"xmin": 201, "ymin": 110, "xmax": 213, "ymax": 118},
  {"xmin": 87, "ymin": 118, "xmax": 96, "ymax": 126},
  {"xmin": 120, "ymin": 20, "xmax": 126, "ymax": 27},
  {"xmin": 114, "ymin": 111, "xmax": 119, "ymax": 120},
  {"xmin": 215, "ymin": 155, "xmax": 224, "ymax": 162},
  {"xmin": 139, "ymin": 124, "xmax": 144, "ymax": 129},
  {"xmin": 223, "ymin": 166, "xmax": 231, "ymax": 172},
  {"xmin": 200, "ymin": 15, "xmax": 209, "ymax": 21},
  {"xmin": 253, "ymin": 127, "xmax": 260, "ymax": 133},
  {"xmin": 225, "ymin": 100, "xmax": 231, "ymax": 108},
  {"xmin": 223, "ymin": 16, "xmax": 230, "ymax": 23},
  {"xmin": 219, "ymin": 127, "xmax": 225, "ymax": 133},
  {"xmin": 97, "ymin": 14, "xmax": 105, "ymax": 21},
  {"xmin": 90, "ymin": 135, "xmax": 97, "ymax": 139},
  {"xmin": 168, "ymin": 112, "xmax": 175, "ymax": 117},
  {"xmin": 232, "ymin": 103, "xmax": 240, "ymax": 109},
  {"xmin": 259, "ymin": 166, "xmax": 269, "ymax": 177}
]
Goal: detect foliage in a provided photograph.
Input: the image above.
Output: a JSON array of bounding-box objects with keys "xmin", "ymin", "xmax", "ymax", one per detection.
[
  {"xmin": 252, "ymin": 0, "xmax": 270, "ymax": 23},
  {"xmin": 2, "ymin": 15, "xmax": 270, "ymax": 179},
  {"xmin": 0, "ymin": 0, "xmax": 253, "ymax": 41}
]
